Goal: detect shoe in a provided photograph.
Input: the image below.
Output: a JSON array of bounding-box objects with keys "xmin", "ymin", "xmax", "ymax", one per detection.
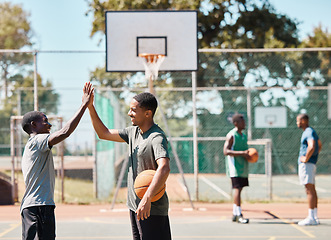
[
  {"xmin": 233, "ymin": 214, "xmax": 249, "ymax": 224},
  {"xmin": 315, "ymin": 218, "xmax": 320, "ymax": 225},
  {"xmin": 298, "ymin": 217, "xmax": 318, "ymax": 226}
]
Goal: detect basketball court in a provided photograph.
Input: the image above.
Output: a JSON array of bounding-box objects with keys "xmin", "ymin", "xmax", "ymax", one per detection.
[
  {"xmin": 2, "ymin": 8, "xmax": 331, "ymax": 240},
  {"xmin": 1, "ymin": 202, "xmax": 331, "ymax": 240}
]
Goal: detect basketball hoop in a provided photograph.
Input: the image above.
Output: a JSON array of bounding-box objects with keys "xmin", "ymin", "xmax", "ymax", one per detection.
[{"xmin": 138, "ymin": 53, "xmax": 165, "ymax": 81}]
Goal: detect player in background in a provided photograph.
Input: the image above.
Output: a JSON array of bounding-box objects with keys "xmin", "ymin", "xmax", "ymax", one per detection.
[
  {"xmin": 20, "ymin": 82, "xmax": 94, "ymax": 239},
  {"xmin": 87, "ymin": 89, "xmax": 171, "ymax": 240},
  {"xmin": 223, "ymin": 114, "xmax": 250, "ymax": 224},
  {"xmin": 296, "ymin": 113, "xmax": 322, "ymax": 226}
]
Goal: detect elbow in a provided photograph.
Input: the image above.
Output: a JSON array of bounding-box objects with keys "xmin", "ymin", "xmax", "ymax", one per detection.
[
  {"xmin": 97, "ymin": 133, "xmax": 108, "ymax": 140},
  {"xmin": 165, "ymin": 165, "xmax": 171, "ymax": 175},
  {"xmin": 161, "ymin": 164, "xmax": 171, "ymax": 176}
]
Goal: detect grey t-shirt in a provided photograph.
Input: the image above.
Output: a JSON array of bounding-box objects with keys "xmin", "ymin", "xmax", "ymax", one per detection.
[
  {"xmin": 118, "ymin": 124, "xmax": 170, "ymax": 216},
  {"xmin": 20, "ymin": 134, "xmax": 55, "ymax": 213}
]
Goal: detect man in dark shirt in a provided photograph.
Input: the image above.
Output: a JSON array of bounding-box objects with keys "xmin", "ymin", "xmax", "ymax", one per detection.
[{"xmin": 87, "ymin": 90, "xmax": 171, "ymax": 240}]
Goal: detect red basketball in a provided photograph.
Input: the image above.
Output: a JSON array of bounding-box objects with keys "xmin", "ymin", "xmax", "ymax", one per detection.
[
  {"xmin": 247, "ymin": 148, "xmax": 259, "ymax": 163},
  {"xmin": 134, "ymin": 170, "xmax": 165, "ymax": 202}
]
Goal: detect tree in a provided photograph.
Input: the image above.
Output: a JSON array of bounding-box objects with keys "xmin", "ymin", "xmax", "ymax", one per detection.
[
  {"xmin": 86, "ymin": 1, "xmax": 331, "ymax": 175},
  {"xmin": 0, "ymin": 2, "xmax": 60, "ymax": 155},
  {"xmin": 0, "ymin": 72, "xmax": 59, "ymax": 155},
  {"xmin": 0, "ymin": 2, "xmax": 33, "ymax": 99},
  {"xmin": 301, "ymin": 25, "xmax": 331, "ymax": 82},
  {"xmin": 86, "ymin": 0, "xmax": 300, "ymax": 88}
]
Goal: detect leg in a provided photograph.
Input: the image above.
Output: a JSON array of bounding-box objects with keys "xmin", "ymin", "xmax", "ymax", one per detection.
[
  {"xmin": 233, "ymin": 187, "xmax": 242, "ymax": 207},
  {"xmin": 298, "ymin": 163, "xmax": 318, "ymax": 225},
  {"xmin": 129, "ymin": 210, "xmax": 142, "ymax": 240},
  {"xmin": 22, "ymin": 207, "xmax": 38, "ymax": 240},
  {"xmin": 231, "ymin": 177, "xmax": 249, "ymax": 224},
  {"xmin": 139, "ymin": 215, "xmax": 171, "ymax": 240},
  {"xmin": 37, "ymin": 206, "xmax": 56, "ymax": 240},
  {"xmin": 305, "ymin": 183, "xmax": 318, "ymax": 210}
]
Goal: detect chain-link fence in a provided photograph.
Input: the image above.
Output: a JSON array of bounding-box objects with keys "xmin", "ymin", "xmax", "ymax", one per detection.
[
  {"xmin": 0, "ymin": 48, "xmax": 330, "ymax": 202},
  {"xmin": 149, "ymin": 86, "xmax": 330, "ymax": 175}
]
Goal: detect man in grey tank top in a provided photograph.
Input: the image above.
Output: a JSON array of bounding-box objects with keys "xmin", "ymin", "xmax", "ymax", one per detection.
[{"xmin": 87, "ymin": 90, "xmax": 172, "ymax": 240}]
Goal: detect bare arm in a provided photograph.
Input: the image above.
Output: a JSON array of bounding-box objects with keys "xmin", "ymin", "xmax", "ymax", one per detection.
[
  {"xmin": 318, "ymin": 139, "xmax": 322, "ymax": 153},
  {"xmin": 300, "ymin": 139, "xmax": 316, "ymax": 163},
  {"xmin": 136, "ymin": 157, "xmax": 170, "ymax": 220},
  {"xmin": 223, "ymin": 133, "xmax": 249, "ymax": 158},
  {"xmin": 87, "ymin": 92, "xmax": 125, "ymax": 142},
  {"xmin": 48, "ymin": 82, "xmax": 93, "ymax": 147}
]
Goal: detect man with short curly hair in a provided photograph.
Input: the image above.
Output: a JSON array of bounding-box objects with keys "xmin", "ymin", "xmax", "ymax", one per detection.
[{"xmin": 87, "ymin": 90, "xmax": 172, "ymax": 240}]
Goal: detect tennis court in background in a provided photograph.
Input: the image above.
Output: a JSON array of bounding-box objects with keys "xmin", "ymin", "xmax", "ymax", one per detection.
[{"xmin": 166, "ymin": 174, "xmax": 331, "ymax": 203}]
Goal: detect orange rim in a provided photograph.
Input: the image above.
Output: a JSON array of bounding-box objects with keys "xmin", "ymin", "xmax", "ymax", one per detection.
[{"xmin": 138, "ymin": 53, "xmax": 165, "ymax": 62}]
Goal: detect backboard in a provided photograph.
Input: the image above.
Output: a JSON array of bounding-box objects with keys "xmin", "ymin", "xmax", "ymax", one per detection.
[
  {"xmin": 105, "ymin": 10, "xmax": 198, "ymax": 72},
  {"xmin": 255, "ymin": 107, "xmax": 287, "ymax": 128}
]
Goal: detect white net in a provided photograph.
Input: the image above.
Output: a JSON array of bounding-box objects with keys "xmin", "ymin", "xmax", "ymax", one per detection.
[{"xmin": 139, "ymin": 54, "xmax": 165, "ymax": 81}]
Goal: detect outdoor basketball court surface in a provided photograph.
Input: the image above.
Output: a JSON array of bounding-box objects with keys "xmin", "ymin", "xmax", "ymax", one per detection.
[{"xmin": 1, "ymin": 202, "xmax": 331, "ymax": 240}]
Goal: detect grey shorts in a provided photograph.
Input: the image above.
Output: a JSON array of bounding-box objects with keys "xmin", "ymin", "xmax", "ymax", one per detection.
[{"xmin": 298, "ymin": 162, "xmax": 316, "ymax": 185}]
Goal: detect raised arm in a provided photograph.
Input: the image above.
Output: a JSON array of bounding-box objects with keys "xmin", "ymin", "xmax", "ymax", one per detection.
[
  {"xmin": 48, "ymin": 82, "xmax": 94, "ymax": 147},
  {"xmin": 87, "ymin": 91, "xmax": 125, "ymax": 142}
]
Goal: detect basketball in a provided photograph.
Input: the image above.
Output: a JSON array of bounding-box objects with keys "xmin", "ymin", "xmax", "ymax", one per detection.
[
  {"xmin": 247, "ymin": 148, "xmax": 259, "ymax": 163},
  {"xmin": 134, "ymin": 170, "xmax": 166, "ymax": 202}
]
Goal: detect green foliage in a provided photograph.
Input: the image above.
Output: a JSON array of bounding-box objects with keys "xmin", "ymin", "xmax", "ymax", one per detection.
[
  {"xmin": 0, "ymin": 2, "xmax": 33, "ymax": 98},
  {"xmin": 301, "ymin": 25, "xmax": 331, "ymax": 79},
  {"xmin": 0, "ymin": 2, "xmax": 59, "ymax": 155},
  {"xmin": 0, "ymin": 2, "xmax": 32, "ymax": 49},
  {"xmin": 86, "ymin": 0, "xmax": 301, "ymax": 89}
]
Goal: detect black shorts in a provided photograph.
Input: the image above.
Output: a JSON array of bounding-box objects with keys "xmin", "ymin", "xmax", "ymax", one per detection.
[
  {"xmin": 231, "ymin": 177, "xmax": 249, "ymax": 189},
  {"xmin": 21, "ymin": 205, "xmax": 55, "ymax": 240},
  {"xmin": 129, "ymin": 210, "xmax": 172, "ymax": 240}
]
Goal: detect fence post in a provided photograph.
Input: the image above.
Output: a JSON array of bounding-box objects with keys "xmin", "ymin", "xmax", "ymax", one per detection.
[
  {"xmin": 192, "ymin": 71, "xmax": 199, "ymax": 201},
  {"xmin": 33, "ymin": 51, "xmax": 38, "ymax": 111},
  {"xmin": 266, "ymin": 139, "xmax": 272, "ymax": 200},
  {"xmin": 10, "ymin": 117, "xmax": 16, "ymax": 202},
  {"xmin": 247, "ymin": 88, "xmax": 252, "ymax": 141}
]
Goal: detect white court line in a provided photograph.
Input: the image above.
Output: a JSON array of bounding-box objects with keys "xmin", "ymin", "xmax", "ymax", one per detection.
[
  {"xmin": 0, "ymin": 222, "xmax": 20, "ymax": 237},
  {"xmin": 285, "ymin": 178, "xmax": 327, "ymax": 193},
  {"xmin": 200, "ymin": 176, "xmax": 231, "ymax": 200}
]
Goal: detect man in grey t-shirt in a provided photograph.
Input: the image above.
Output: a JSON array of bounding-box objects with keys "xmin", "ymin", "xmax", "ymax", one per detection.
[
  {"xmin": 20, "ymin": 82, "xmax": 93, "ymax": 240},
  {"xmin": 87, "ymin": 91, "xmax": 171, "ymax": 240}
]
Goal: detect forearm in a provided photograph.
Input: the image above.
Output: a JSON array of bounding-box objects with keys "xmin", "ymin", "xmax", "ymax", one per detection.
[
  {"xmin": 88, "ymin": 105, "xmax": 124, "ymax": 142},
  {"xmin": 63, "ymin": 104, "xmax": 87, "ymax": 136},
  {"xmin": 318, "ymin": 139, "xmax": 322, "ymax": 153},
  {"xmin": 304, "ymin": 146, "xmax": 315, "ymax": 162},
  {"xmin": 225, "ymin": 149, "xmax": 247, "ymax": 157},
  {"xmin": 144, "ymin": 164, "xmax": 170, "ymax": 200},
  {"xmin": 88, "ymin": 105, "xmax": 110, "ymax": 139},
  {"xmin": 50, "ymin": 104, "xmax": 87, "ymax": 145},
  {"xmin": 302, "ymin": 139, "xmax": 316, "ymax": 163}
]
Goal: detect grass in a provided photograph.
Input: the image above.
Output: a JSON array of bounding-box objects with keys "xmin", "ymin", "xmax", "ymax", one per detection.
[
  {"xmin": 0, "ymin": 170, "xmax": 126, "ymax": 205},
  {"xmin": 54, "ymin": 177, "xmax": 96, "ymax": 204}
]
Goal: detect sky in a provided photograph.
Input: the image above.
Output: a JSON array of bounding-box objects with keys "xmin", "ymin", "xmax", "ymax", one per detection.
[{"xmin": 2, "ymin": 0, "xmax": 331, "ymax": 151}]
